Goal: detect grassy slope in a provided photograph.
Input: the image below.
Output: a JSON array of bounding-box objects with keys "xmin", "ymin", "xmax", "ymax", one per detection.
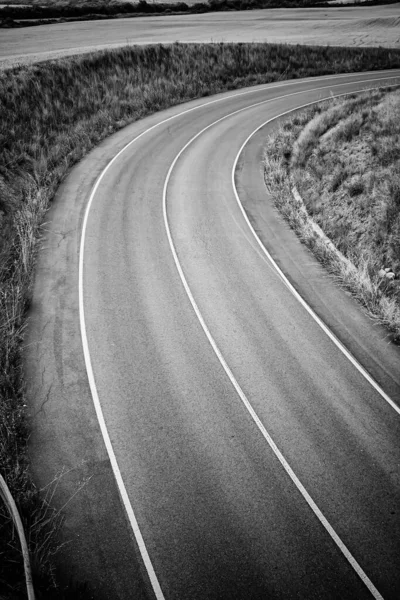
[
  {"xmin": 294, "ymin": 89, "xmax": 400, "ymax": 277},
  {"xmin": 263, "ymin": 87, "xmax": 400, "ymax": 342},
  {"xmin": 1, "ymin": 43, "xmax": 400, "ymax": 598}
]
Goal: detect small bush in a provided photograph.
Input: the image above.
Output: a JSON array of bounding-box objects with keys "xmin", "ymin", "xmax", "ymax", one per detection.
[
  {"xmin": 330, "ymin": 166, "xmax": 348, "ymax": 192},
  {"xmin": 348, "ymin": 177, "xmax": 365, "ymax": 197}
]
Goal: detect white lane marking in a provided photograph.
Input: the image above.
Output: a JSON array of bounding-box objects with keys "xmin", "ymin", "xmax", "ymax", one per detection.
[
  {"xmin": 80, "ymin": 72, "xmax": 399, "ymax": 599},
  {"xmin": 231, "ymin": 103, "xmax": 400, "ymax": 417},
  {"xmin": 79, "ymin": 185, "xmax": 166, "ymax": 598},
  {"xmin": 162, "ymin": 85, "xmax": 400, "ymax": 599}
]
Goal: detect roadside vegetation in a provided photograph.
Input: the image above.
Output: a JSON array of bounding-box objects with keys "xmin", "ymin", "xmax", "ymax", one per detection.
[
  {"xmin": 263, "ymin": 86, "xmax": 400, "ymax": 342},
  {"xmin": 1, "ymin": 42, "xmax": 400, "ymax": 597}
]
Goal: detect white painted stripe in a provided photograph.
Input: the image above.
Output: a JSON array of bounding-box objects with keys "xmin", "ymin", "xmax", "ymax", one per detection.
[
  {"xmin": 79, "ymin": 177, "xmax": 166, "ymax": 599},
  {"xmin": 231, "ymin": 101, "xmax": 400, "ymax": 418},
  {"xmin": 79, "ymin": 72, "xmax": 294, "ymax": 600},
  {"xmin": 80, "ymin": 72, "xmax": 399, "ymax": 599},
  {"xmin": 162, "ymin": 87, "xmax": 400, "ymax": 599}
]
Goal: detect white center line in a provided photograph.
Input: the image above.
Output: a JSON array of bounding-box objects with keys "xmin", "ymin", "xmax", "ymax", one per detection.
[
  {"xmin": 162, "ymin": 82, "xmax": 400, "ymax": 600},
  {"xmin": 231, "ymin": 97, "xmax": 400, "ymax": 418}
]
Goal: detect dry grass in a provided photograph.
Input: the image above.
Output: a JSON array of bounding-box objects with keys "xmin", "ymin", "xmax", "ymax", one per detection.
[
  {"xmin": 1, "ymin": 43, "xmax": 400, "ymax": 597},
  {"xmin": 292, "ymin": 90, "xmax": 400, "ymax": 274},
  {"xmin": 263, "ymin": 86, "xmax": 400, "ymax": 342}
]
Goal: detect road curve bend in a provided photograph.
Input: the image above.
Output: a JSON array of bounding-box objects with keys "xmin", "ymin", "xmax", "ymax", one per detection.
[{"xmin": 27, "ymin": 72, "xmax": 400, "ymax": 599}]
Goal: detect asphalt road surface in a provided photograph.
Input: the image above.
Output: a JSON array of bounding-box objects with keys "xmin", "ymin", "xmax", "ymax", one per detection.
[
  {"xmin": 1, "ymin": 4, "xmax": 400, "ymax": 69},
  {"xmin": 26, "ymin": 71, "xmax": 400, "ymax": 599}
]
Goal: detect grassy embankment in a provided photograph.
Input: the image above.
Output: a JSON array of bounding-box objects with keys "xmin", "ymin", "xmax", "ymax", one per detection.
[
  {"xmin": 1, "ymin": 43, "xmax": 400, "ymax": 598},
  {"xmin": 263, "ymin": 87, "xmax": 400, "ymax": 341}
]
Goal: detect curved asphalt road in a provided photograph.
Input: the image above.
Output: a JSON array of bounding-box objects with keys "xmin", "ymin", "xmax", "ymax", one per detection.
[{"xmin": 27, "ymin": 72, "xmax": 400, "ymax": 599}]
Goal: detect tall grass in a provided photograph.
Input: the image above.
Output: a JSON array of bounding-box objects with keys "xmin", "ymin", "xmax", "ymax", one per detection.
[
  {"xmin": 2, "ymin": 43, "xmax": 400, "ymax": 597},
  {"xmin": 291, "ymin": 90, "xmax": 400, "ymax": 276},
  {"xmin": 263, "ymin": 87, "xmax": 400, "ymax": 342}
]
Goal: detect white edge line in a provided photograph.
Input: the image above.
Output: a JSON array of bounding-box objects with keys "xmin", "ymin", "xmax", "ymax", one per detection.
[
  {"xmin": 162, "ymin": 81, "xmax": 400, "ymax": 600},
  {"xmin": 231, "ymin": 92, "xmax": 400, "ymax": 417},
  {"xmin": 79, "ymin": 72, "xmax": 400, "ymax": 600},
  {"xmin": 79, "ymin": 188, "xmax": 166, "ymax": 598}
]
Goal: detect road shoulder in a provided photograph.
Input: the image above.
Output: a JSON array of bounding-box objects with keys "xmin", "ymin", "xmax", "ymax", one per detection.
[
  {"xmin": 23, "ymin": 127, "xmax": 154, "ymax": 600},
  {"xmin": 235, "ymin": 121, "xmax": 400, "ymax": 405}
]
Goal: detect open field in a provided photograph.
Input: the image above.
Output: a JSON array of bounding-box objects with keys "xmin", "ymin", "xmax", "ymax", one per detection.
[
  {"xmin": 0, "ymin": 0, "xmax": 203, "ymax": 5},
  {"xmin": 0, "ymin": 0, "xmax": 200, "ymax": 4},
  {"xmin": 0, "ymin": 0, "xmax": 197, "ymax": 3},
  {"xmin": 0, "ymin": 0, "xmax": 223, "ymax": 14},
  {"xmin": 1, "ymin": 43, "xmax": 400, "ymax": 598},
  {"xmin": 0, "ymin": 4, "xmax": 399, "ymax": 69},
  {"xmin": 263, "ymin": 87, "xmax": 400, "ymax": 341}
]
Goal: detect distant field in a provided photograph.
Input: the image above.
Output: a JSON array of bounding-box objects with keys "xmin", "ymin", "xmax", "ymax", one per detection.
[
  {"xmin": 1, "ymin": 4, "xmax": 399, "ymax": 69},
  {"xmin": 0, "ymin": 0, "xmax": 137, "ymax": 3},
  {"xmin": 0, "ymin": 0, "xmax": 204, "ymax": 5}
]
